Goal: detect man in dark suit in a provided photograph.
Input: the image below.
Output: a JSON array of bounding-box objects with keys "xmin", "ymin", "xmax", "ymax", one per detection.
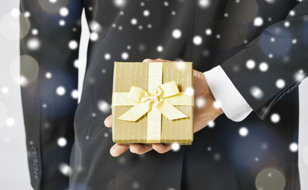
[{"xmin": 20, "ymin": 0, "xmax": 308, "ymax": 189}]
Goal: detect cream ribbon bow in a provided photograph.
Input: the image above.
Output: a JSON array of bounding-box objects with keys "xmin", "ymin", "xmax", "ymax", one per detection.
[{"xmin": 118, "ymin": 81, "xmax": 188, "ymax": 121}]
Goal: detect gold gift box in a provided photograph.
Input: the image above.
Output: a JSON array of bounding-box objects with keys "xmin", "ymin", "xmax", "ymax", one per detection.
[{"xmin": 112, "ymin": 61, "xmax": 194, "ymax": 145}]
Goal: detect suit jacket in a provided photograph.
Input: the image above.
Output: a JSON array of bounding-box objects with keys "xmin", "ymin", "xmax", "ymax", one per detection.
[{"xmin": 20, "ymin": 0, "xmax": 308, "ymax": 189}]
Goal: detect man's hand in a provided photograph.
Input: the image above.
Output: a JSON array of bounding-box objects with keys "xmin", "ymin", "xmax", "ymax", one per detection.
[{"xmin": 104, "ymin": 58, "xmax": 223, "ymax": 157}]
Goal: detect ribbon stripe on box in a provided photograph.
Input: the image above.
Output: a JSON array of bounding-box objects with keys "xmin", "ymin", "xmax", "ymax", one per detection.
[{"xmin": 113, "ymin": 62, "xmax": 193, "ymax": 142}]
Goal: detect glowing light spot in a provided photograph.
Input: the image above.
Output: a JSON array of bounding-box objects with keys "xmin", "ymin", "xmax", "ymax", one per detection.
[
  {"xmin": 131, "ymin": 18, "xmax": 138, "ymax": 25},
  {"xmin": 239, "ymin": 127, "xmax": 249, "ymax": 137},
  {"xmin": 104, "ymin": 53, "xmax": 111, "ymax": 60},
  {"xmin": 259, "ymin": 62, "xmax": 269, "ymax": 72},
  {"xmin": 208, "ymin": 121, "xmax": 215, "ymax": 128},
  {"xmin": 156, "ymin": 45, "xmax": 164, "ymax": 52},
  {"xmin": 253, "ymin": 17, "xmax": 264, "ymax": 27},
  {"xmin": 143, "ymin": 10, "xmax": 150, "ymax": 17},
  {"xmin": 56, "ymin": 86, "xmax": 66, "ymax": 96},
  {"xmin": 27, "ymin": 38, "xmax": 40, "ymax": 50},
  {"xmin": 185, "ymin": 87, "xmax": 194, "ymax": 96},
  {"xmin": 213, "ymin": 100, "xmax": 222, "ymax": 109},
  {"xmin": 246, "ymin": 59, "xmax": 256, "ymax": 69},
  {"xmin": 121, "ymin": 52, "xmax": 129, "ymax": 60},
  {"xmin": 90, "ymin": 32, "xmax": 99, "ymax": 41},
  {"xmin": 45, "ymin": 72, "xmax": 52, "ymax": 79},
  {"xmin": 59, "ymin": 7, "xmax": 69, "ymax": 17},
  {"xmin": 270, "ymin": 113, "xmax": 280, "ymax": 123},
  {"xmin": 59, "ymin": 163, "xmax": 71, "ymax": 176},
  {"xmin": 196, "ymin": 97, "xmax": 206, "ymax": 108},
  {"xmin": 172, "ymin": 29, "xmax": 182, "ymax": 39},
  {"xmin": 59, "ymin": 19, "xmax": 66, "ymax": 26},
  {"xmin": 276, "ymin": 79, "xmax": 285, "ymax": 89},
  {"xmin": 198, "ymin": 0, "xmax": 211, "ymax": 8},
  {"xmin": 193, "ymin": 35, "xmax": 203, "ymax": 46},
  {"xmin": 294, "ymin": 70, "xmax": 306, "ymax": 82},
  {"xmin": 71, "ymin": 89, "xmax": 78, "ymax": 99},
  {"xmin": 68, "ymin": 40, "xmax": 78, "ymax": 50},
  {"xmin": 97, "ymin": 100, "xmax": 111, "ymax": 113},
  {"xmin": 114, "ymin": 0, "xmax": 127, "ymax": 8},
  {"xmin": 57, "ymin": 137, "xmax": 67, "ymax": 147},
  {"xmin": 171, "ymin": 142, "xmax": 180, "ymax": 151},
  {"xmin": 289, "ymin": 142, "xmax": 298, "ymax": 152},
  {"xmin": 205, "ymin": 28, "xmax": 212, "ymax": 36},
  {"xmin": 250, "ymin": 86, "xmax": 264, "ymax": 99}
]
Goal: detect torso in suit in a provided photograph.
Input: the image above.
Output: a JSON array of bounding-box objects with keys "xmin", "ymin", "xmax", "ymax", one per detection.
[{"xmin": 20, "ymin": 0, "xmax": 308, "ymax": 189}]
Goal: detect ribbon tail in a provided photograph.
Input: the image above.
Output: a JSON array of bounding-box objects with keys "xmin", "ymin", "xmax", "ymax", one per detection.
[
  {"xmin": 156, "ymin": 101, "xmax": 188, "ymax": 120},
  {"xmin": 118, "ymin": 103, "xmax": 151, "ymax": 121}
]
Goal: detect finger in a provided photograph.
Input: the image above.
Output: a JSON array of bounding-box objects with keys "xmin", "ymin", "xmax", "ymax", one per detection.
[
  {"xmin": 143, "ymin": 58, "xmax": 153, "ymax": 62},
  {"xmin": 110, "ymin": 144, "xmax": 129, "ymax": 157},
  {"xmin": 152, "ymin": 143, "xmax": 172, "ymax": 154},
  {"xmin": 104, "ymin": 115, "xmax": 112, "ymax": 128},
  {"xmin": 155, "ymin": 58, "xmax": 169, "ymax": 62},
  {"xmin": 129, "ymin": 144, "xmax": 153, "ymax": 155}
]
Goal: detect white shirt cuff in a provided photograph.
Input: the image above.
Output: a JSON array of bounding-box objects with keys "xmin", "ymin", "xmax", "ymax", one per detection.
[{"xmin": 203, "ymin": 65, "xmax": 253, "ymax": 122}]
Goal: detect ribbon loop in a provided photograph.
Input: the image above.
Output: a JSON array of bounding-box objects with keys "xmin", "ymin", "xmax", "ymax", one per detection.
[{"xmin": 118, "ymin": 80, "xmax": 188, "ymax": 121}]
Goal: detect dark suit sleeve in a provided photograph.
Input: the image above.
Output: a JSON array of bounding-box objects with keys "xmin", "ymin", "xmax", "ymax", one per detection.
[
  {"xmin": 20, "ymin": 1, "xmax": 83, "ymax": 189},
  {"xmin": 221, "ymin": 1, "xmax": 308, "ymax": 119}
]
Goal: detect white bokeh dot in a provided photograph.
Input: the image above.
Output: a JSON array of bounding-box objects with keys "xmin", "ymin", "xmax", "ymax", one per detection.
[
  {"xmin": 265, "ymin": 0, "xmax": 276, "ymax": 3},
  {"xmin": 193, "ymin": 35, "xmax": 203, "ymax": 46},
  {"xmin": 172, "ymin": 29, "xmax": 182, "ymax": 39},
  {"xmin": 250, "ymin": 86, "xmax": 264, "ymax": 99},
  {"xmin": 68, "ymin": 40, "xmax": 78, "ymax": 50},
  {"xmin": 171, "ymin": 142, "xmax": 181, "ymax": 152},
  {"xmin": 104, "ymin": 53, "xmax": 111, "ymax": 60},
  {"xmin": 27, "ymin": 38, "xmax": 40, "ymax": 50},
  {"xmin": 198, "ymin": 0, "xmax": 211, "ymax": 8},
  {"xmin": 156, "ymin": 45, "xmax": 164, "ymax": 52},
  {"xmin": 253, "ymin": 17, "xmax": 264, "ymax": 27},
  {"xmin": 205, "ymin": 28, "xmax": 212, "ymax": 36},
  {"xmin": 294, "ymin": 70, "xmax": 306, "ymax": 82},
  {"xmin": 239, "ymin": 127, "xmax": 249, "ymax": 137},
  {"xmin": 71, "ymin": 89, "xmax": 79, "ymax": 99},
  {"xmin": 246, "ymin": 59, "xmax": 256, "ymax": 69},
  {"xmin": 271, "ymin": 113, "xmax": 280, "ymax": 123},
  {"xmin": 276, "ymin": 79, "xmax": 286, "ymax": 89},
  {"xmin": 130, "ymin": 18, "xmax": 138, "ymax": 25},
  {"xmin": 59, "ymin": 7, "xmax": 69, "ymax": 17},
  {"xmin": 59, "ymin": 163, "xmax": 71, "ymax": 176},
  {"xmin": 45, "ymin": 72, "xmax": 52, "ymax": 79},
  {"xmin": 289, "ymin": 142, "xmax": 298, "ymax": 152},
  {"xmin": 57, "ymin": 137, "xmax": 67, "ymax": 147},
  {"xmin": 32, "ymin": 29, "xmax": 39, "ymax": 35},
  {"xmin": 59, "ymin": 19, "xmax": 66, "ymax": 26},
  {"xmin": 196, "ymin": 97, "xmax": 206, "ymax": 108},
  {"xmin": 114, "ymin": 0, "xmax": 127, "ymax": 8},
  {"xmin": 143, "ymin": 10, "xmax": 150, "ymax": 17},
  {"xmin": 185, "ymin": 87, "xmax": 194, "ymax": 96},
  {"xmin": 208, "ymin": 120, "xmax": 215, "ymax": 128},
  {"xmin": 121, "ymin": 52, "xmax": 129, "ymax": 60},
  {"xmin": 90, "ymin": 32, "xmax": 99, "ymax": 41},
  {"xmin": 259, "ymin": 62, "xmax": 269, "ymax": 72},
  {"xmin": 213, "ymin": 101, "xmax": 222, "ymax": 109},
  {"xmin": 97, "ymin": 100, "xmax": 111, "ymax": 113},
  {"xmin": 56, "ymin": 86, "xmax": 66, "ymax": 96}
]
